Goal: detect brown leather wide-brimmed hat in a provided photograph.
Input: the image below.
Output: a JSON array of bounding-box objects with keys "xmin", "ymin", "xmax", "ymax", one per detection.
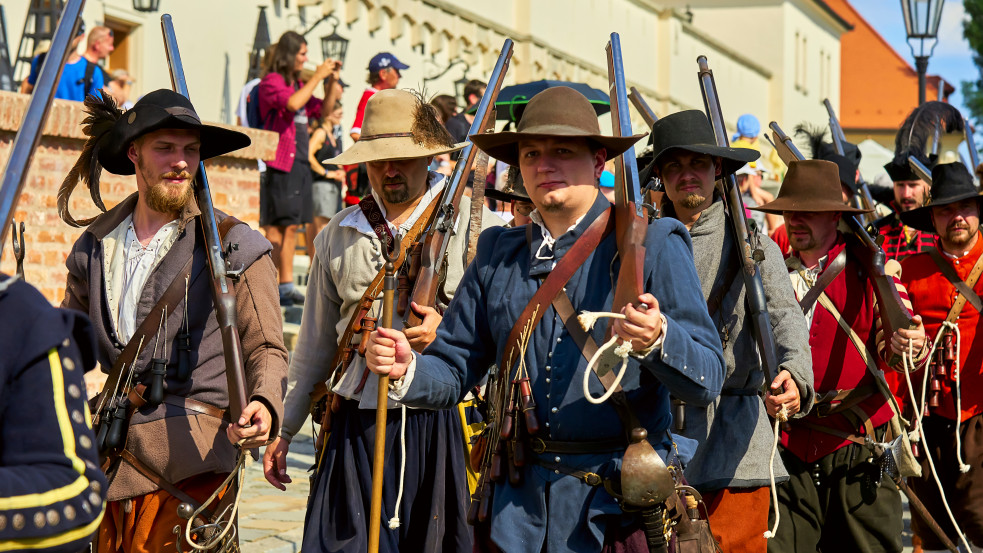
[
  {"xmin": 469, "ymin": 86, "xmax": 646, "ymax": 166},
  {"xmin": 751, "ymin": 159, "xmax": 871, "ymax": 215},
  {"xmin": 901, "ymin": 162, "xmax": 982, "ymax": 232}
]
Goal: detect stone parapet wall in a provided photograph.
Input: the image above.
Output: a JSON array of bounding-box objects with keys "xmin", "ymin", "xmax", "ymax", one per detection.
[{"xmin": 0, "ymin": 91, "xmax": 278, "ymax": 305}]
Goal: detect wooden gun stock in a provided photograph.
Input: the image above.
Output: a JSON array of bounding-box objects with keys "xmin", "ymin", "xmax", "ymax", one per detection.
[
  {"xmin": 628, "ymin": 86, "xmax": 658, "ymax": 129},
  {"xmin": 699, "ymin": 56, "xmax": 779, "ymax": 387},
  {"xmin": 607, "ymin": 34, "xmax": 648, "ymax": 319},
  {"xmin": 403, "ymin": 38, "xmax": 514, "ymax": 329}
]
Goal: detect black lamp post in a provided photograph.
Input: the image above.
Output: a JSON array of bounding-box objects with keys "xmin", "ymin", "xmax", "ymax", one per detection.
[
  {"xmin": 132, "ymin": 0, "xmax": 160, "ymax": 12},
  {"xmin": 454, "ymin": 74, "xmax": 470, "ymax": 104},
  {"xmin": 901, "ymin": 0, "xmax": 945, "ymax": 105},
  {"xmin": 320, "ymin": 15, "xmax": 349, "ymax": 65}
]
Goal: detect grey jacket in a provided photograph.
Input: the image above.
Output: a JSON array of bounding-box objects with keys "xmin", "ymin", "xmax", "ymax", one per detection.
[{"xmin": 678, "ymin": 199, "xmax": 814, "ymax": 490}]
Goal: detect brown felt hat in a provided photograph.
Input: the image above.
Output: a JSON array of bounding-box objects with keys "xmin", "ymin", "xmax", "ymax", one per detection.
[
  {"xmin": 326, "ymin": 89, "xmax": 466, "ymax": 165},
  {"xmin": 751, "ymin": 159, "xmax": 872, "ymax": 215},
  {"xmin": 469, "ymin": 86, "xmax": 646, "ymax": 166}
]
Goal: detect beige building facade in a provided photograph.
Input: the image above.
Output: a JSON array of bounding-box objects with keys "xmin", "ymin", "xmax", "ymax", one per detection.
[{"xmin": 4, "ymin": 0, "xmax": 847, "ymax": 148}]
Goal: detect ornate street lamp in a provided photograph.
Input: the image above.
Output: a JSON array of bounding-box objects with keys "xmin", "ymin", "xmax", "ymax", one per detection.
[
  {"xmin": 901, "ymin": 0, "xmax": 945, "ymax": 105},
  {"xmin": 424, "ymin": 59, "xmax": 470, "ymax": 103},
  {"xmin": 132, "ymin": 0, "xmax": 160, "ymax": 13},
  {"xmin": 320, "ymin": 15, "xmax": 349, "ymax": 65}
]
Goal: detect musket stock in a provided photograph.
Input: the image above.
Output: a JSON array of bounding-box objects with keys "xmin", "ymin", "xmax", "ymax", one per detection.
[
  {"xmin": 606, "ymin": 34, "xmax": 647, "ymax": 321},
  {"xmin": 403, "ymin": 38, "xmax": 513, "ymax": 328},
  {"xmin": 698, "ymin": 56, "xmax": 779, "ymax": 388},
  {"xmin": 161, "ymin": 15, "xmax": 248, "ymax": 422},
  {"xmin": 628, "ymin": 86, "xmax": 658, "ymax": 129},
  {"xmin": 0, "ymin": 0, "xmax": 86, "ymax": 248}
]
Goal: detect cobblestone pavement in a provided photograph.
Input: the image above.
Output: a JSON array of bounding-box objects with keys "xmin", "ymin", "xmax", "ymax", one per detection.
[{"xmin": 239, "ymin": 417, "xmax": 315, "ymax": 553}]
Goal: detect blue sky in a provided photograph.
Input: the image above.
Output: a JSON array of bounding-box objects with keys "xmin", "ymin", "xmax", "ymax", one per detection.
[{"xmin": 851, "ymin": 0, "xmax": 978, "ymax": 114}]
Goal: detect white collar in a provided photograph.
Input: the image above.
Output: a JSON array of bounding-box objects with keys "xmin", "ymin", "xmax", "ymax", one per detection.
[
  {"xmin": 529, "ymin": 209, "xmax": 586, "ymax": 261},
  {"xmin": 339, "ymin": 172, "xmax": 447, "ymax": 238}
]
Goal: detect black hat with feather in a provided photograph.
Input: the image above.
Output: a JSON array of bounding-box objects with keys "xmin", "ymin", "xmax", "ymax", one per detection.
[
  {"xmin": 59, "ymin": 90, "xmax": 251, "ymax": 227},
  {"xmin": 884, "ymin": 100, "xmax": 964, "ymax": 182},
  {"xmin": 794, "ymin": 123, "xmax": 861, "ymax": 194}
]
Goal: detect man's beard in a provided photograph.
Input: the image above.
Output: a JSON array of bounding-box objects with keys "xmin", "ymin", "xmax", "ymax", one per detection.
[
  {"xmin": 380, "ymin": 176, "xmax": 412, "ymax": 205},
  {"xmin": 898, "ymin": 190, "xmax": 930, "ymax": 212},
  {"xmin": 943, "ymin": 222, "xmax": 977, "ymax": 249},
  {"xmin": 679, "ymin": 193, "xmax": 707, "ymax": 210},
  {"xmin": 787, "ymin": 226, "xmax": 817, "ymax": 252},
  {"xmin": 141, "ymin": 162, "xmax": 194, "ymax": 215}
]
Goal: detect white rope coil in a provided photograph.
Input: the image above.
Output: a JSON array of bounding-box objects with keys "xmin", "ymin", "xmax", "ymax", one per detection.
[
  {"xmin": 763, "ymin": 404, "xmax": 789, "ymax": 539},
  {"xmin": 388, "ymin": 404, "xmax": 409, "ymax": 529},
  {"xmin": 902, "ymin": 332, "xmax": 972, "ymax": 552},
  {"xmin": 578, "ymin": 312, "xmax": 631, "ymax": 405}
]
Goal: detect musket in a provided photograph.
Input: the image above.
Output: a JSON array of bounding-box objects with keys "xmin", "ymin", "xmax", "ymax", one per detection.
[
  {"xmin": 823, "ymin": 98, "xmax": 878, "ymax": 225},
  {"xmin": 698, "ymin": 56, "xmax": 779, "ymax": 390},
  {"xmin": 964, "ymin": 116, "xmax": 980, "ymax": 178},
  {"xmin": 161, "ymin": 15, "xmax": 248, "ymax": 422},
  {"xmin": 908, "ymin": 155, "xmax": 933, "ymax": 185},
  {"xmin": 0, "ymin": 0, "xmax": 84, "ymax": 250},
  {"xmin": 628, "ymin": 86, "xmax": 658, "ymax": 129},
  {"xmin": 771, "ymin": 122, "xmax": 915, "ymax": 367},
  {"xmin": 368, "ymin": 239, "xmax": 399, "ymax": 553},
  {"xmin": 403, "ymin": 39, "xmax": 513, "ymax": 328}
]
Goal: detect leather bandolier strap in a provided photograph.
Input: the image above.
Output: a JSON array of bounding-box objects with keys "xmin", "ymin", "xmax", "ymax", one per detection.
[
  {"xmin": 928, "ymin": 246, "xmax": 983, "ymax": 320},
  {"xmin": 309, "ymin": 195, "xmax": 441, "ymax": 411},
  {"xmin": 797, "ymin": 247, "xmax": 847, "ymax": 315}
]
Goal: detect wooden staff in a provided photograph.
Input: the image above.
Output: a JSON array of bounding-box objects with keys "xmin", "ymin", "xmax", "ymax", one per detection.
[{"xmin": 369, "ymin": 237, "xmax": 401, "ymax": 553}]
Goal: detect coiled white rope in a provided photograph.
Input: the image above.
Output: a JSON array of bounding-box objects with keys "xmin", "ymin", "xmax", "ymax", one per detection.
[
  {"xmin": 763, "ymin": 403, "xmax": 789, "ymax": 539},
  {"xmin": 902, "ymin": 331, "xmax": 972, "ymax": 552},
  {"xmin": 578, "ymin": 312, "xmax": 633, "ymax": 404},
  {"xmin": 388, "ymin": 404, "xmax": 408, "ymax": 529}
]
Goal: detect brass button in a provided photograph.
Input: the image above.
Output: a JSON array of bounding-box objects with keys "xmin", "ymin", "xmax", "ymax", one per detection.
[
  {"xmin": 79, "ymin": 435, "xmax": 92, "ymax": 450},
  {"xmin": 72, "ymin": 410, "xmax": 84, "ymax": 424},
  {"xmin": 46, "ymin": 509, "xmax": 59, "ymax": 526},
  {"xmin": 63, "ymin": 505, "xmax": 76, "ymax": 521},
  {"xmin": 68, "ymin": 385, "xmax": 81, "ymax": 399},
  {"xmin": 33, "ymin": 511, "xmax": 45, "ymax": 529},
  {"xmin": 63, "ymin": 358, "xmax": 75, "ymax": 371},
  {"xmin": 89, "ymin": 492, "xmax": 102, "ymax": 507},
  {"xmin": 12, "ymin": 513, "xmax": 24, "ymax": 530},
  {"xmin": 0, "ymin": 514, "xmax": 6, "ymax": 530}
]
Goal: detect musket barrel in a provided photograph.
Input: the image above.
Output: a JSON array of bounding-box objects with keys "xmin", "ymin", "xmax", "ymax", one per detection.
[
  {"xmin": 908, "ymin": 155, "xmax": 933, "ymax": 184},
  {"xmin": 964, "ymin": 117, "xmax": 980, "ymax": 173},
  {"xmin": 0, "ymin": 0, "xmax": 86, "ymax": 247},
  {"xmin": 607, "ymin": 34, "xmax": 643, "ymax": 216}
]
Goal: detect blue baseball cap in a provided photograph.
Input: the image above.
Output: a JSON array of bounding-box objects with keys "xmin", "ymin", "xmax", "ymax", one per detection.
[
  {"xmin": 736, "ymin": 114, "xmax": 760, "ymax": 138},
  {"xmin": 368, "ymin": 52, "xmax": 409, "ymax": 73}
]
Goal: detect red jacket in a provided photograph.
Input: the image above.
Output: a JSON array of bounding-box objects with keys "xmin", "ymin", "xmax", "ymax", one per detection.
[
  {"xmin": 782, "ymin": 236, "xmax": 896, "ymax": 462},
  {"xmin": 900, "ymin": 233, "xmax": 983, "ymax": 422}
]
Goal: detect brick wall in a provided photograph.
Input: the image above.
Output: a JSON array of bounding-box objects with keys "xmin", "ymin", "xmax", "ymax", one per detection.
[{"xmin": 0, "ymin": 91, "xmax": 278, "ymax": 304}]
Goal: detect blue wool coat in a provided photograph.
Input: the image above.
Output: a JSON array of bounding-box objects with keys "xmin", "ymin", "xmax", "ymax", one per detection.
[{"xmin": 396, "ymin": 194, "xmax": 725, "ymax": 553}]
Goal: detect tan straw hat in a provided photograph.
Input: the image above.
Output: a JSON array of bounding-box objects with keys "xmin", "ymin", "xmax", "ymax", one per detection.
[
  {"xmin": 326, "ymin": 89, "xmax": 466, "ymax": 165},
  {"xmin": 469, "ymin": 86, "xmax": 646, "ymax": 166}
]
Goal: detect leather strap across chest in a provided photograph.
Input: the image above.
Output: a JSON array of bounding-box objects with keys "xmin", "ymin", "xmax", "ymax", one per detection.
[
  {"xmin": 798, "ymin": 248, "xmax": 848, "ymax": 315},
  {"xmin": 927, "ymin": 247, "xmax": 983, "ymax": 320}
]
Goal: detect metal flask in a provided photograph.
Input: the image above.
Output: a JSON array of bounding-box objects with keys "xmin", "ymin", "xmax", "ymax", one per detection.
[{"xmin": 620, "ymin": 428, "xmax": 675, "ymax": 507}]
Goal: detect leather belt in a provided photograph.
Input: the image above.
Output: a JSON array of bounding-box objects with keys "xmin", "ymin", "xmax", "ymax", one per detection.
[
  {"xmin": 720, "ymin": 387, "xmax": 758, "ymax": 396},
  {"xmin": 129, "ymin": 384, "xmax": 229, "ymax": 421},
  {"xmin": 812, "ymin": 384, "xmax": 876, "ymax": 417},
  {"xmin": 528, "ymin": 436, "xmax": 627, "ymax": 455},
  {"xmin": 530, "ymin": 457, "xmax": 605, "ymax": 487}
]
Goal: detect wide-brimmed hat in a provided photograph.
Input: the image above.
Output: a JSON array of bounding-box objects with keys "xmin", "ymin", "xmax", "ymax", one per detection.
[
  {"xmin": 751, "ymin": 159, "xmax": 871, "ymax": 215},
  {"xmin": 326, "ymin": 89, "xmax": 466, "ymax": 165},
  {"xmin": 99, "ymin": 89, "xmax": 251, "ymax": 175},
  {"xmin": 468, "ymin": 86, "xmax": 645, "ymax": 167},
  {"xmin": 649, "ymin": 110, "xmax": 760, "ymax": 176},
  {"xmin": 901, "ymin": 162, "xmax": 981, "ymax": 232},
  {"xmin": 484, "ymin": 166, "xmax": 531, "ymax": 203}
]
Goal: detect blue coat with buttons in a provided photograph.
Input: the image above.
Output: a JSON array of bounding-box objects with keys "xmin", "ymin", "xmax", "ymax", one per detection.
[
  {"xmin": 398, "ymin": 194, "xmax": 725, "ymax": 553},
  {"xmin": 0, "ymin": 275, "xmax": 107, "ymax": 552}
]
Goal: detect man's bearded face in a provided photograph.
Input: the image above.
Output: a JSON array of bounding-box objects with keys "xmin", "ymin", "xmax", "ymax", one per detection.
[
  {"xmin": 932, "ymin": 199, "xmax": 981, "ymax": 252},
  {"xmin": 129, "ymin": 129, "xmax": 201, "ymax": 216},
  {"xmin": 366, "ymin": 156, "xmax": 431, "ymax": 207},
  {"xmin": 894, "ymin": 179, "xmax": 931, "ymax": 212}
]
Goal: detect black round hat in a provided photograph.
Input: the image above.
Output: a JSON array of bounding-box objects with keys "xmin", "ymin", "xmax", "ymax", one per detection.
[
  {"xmin": 901, "ymin": 162, "xmax": 981, "ymax": 232},
  {"xmin": 99, "ymin": 89, "xmax": 251, "ymax": 175},
  {"xmin": 650, "ymin": 110, "xmax": 760, "ymax": 176}
]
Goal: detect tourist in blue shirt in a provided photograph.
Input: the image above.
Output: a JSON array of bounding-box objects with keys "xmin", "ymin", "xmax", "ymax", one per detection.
[
  {"xmin": 24, "ymin": 24, "xmax": 112, "ymax": 102},
  {"xmin": 366, "ymin": 86, "xmax": 725, "ymax": 552}
]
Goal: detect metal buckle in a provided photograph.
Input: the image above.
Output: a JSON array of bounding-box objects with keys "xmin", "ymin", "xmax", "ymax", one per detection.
[
  {"xmin": 583, "ymin": 472, "xmax": 602, "ymax": 486},
  {"xmin": 530, "ymin": 437, "xmax": 546, "ymax": 454}
]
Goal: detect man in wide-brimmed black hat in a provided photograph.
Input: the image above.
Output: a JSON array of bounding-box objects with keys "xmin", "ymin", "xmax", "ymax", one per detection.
[
  {"xmin": 752, "ymin": 159, "xmax": 926, "ymax": 553},
  {"xmin": 365, "ymin": 85, "xmax": 726, "ymax": 552},
  {"xmin": 649, "ymin": 109, "xmax": 814, "ymax": 553},
  {"xmin": 58, "ymin": 90, "xmax": 288, "ymax": 552},
  {"xmin": 899, "ymin": 162, "xmax": 983, "ymax": 553}
]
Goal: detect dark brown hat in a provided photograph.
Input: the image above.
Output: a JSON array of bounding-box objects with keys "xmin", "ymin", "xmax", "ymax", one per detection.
[
  {"xmin": 751, "ymin": 159, "xmax": 871, "ymax": 215},
  {"xmin": 100, "ymin": 89, "xmax": 251, "ymax": 175},
  {"xmin": 468, "ymin": 86, "xmax": 645, "ymax": 166},
  {"xmin": 649, "ymin": 110, "xmax": 760, "ymax": 176},
  {"xmin": 901, "ymin": 162, "xmax": 981, "ymax": 232}
]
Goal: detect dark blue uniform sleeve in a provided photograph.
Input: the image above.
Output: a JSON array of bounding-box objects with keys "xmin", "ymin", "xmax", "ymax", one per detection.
[
  {"xmin": 398, "ymin": 229, "xmax": 502, "ymax": 409},
  {"xmin": 0, "ymin": 278, "xmax": 107, "ymax": 552},
  {"xmin": 635, "ymin": 220, "xmax": 725, "ymax": 406}
]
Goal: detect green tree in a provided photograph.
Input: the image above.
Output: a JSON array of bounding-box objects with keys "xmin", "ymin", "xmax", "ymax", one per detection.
[{"xmin": 963, "ymin": 0, "xmax": 983, "ymax": 132}]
